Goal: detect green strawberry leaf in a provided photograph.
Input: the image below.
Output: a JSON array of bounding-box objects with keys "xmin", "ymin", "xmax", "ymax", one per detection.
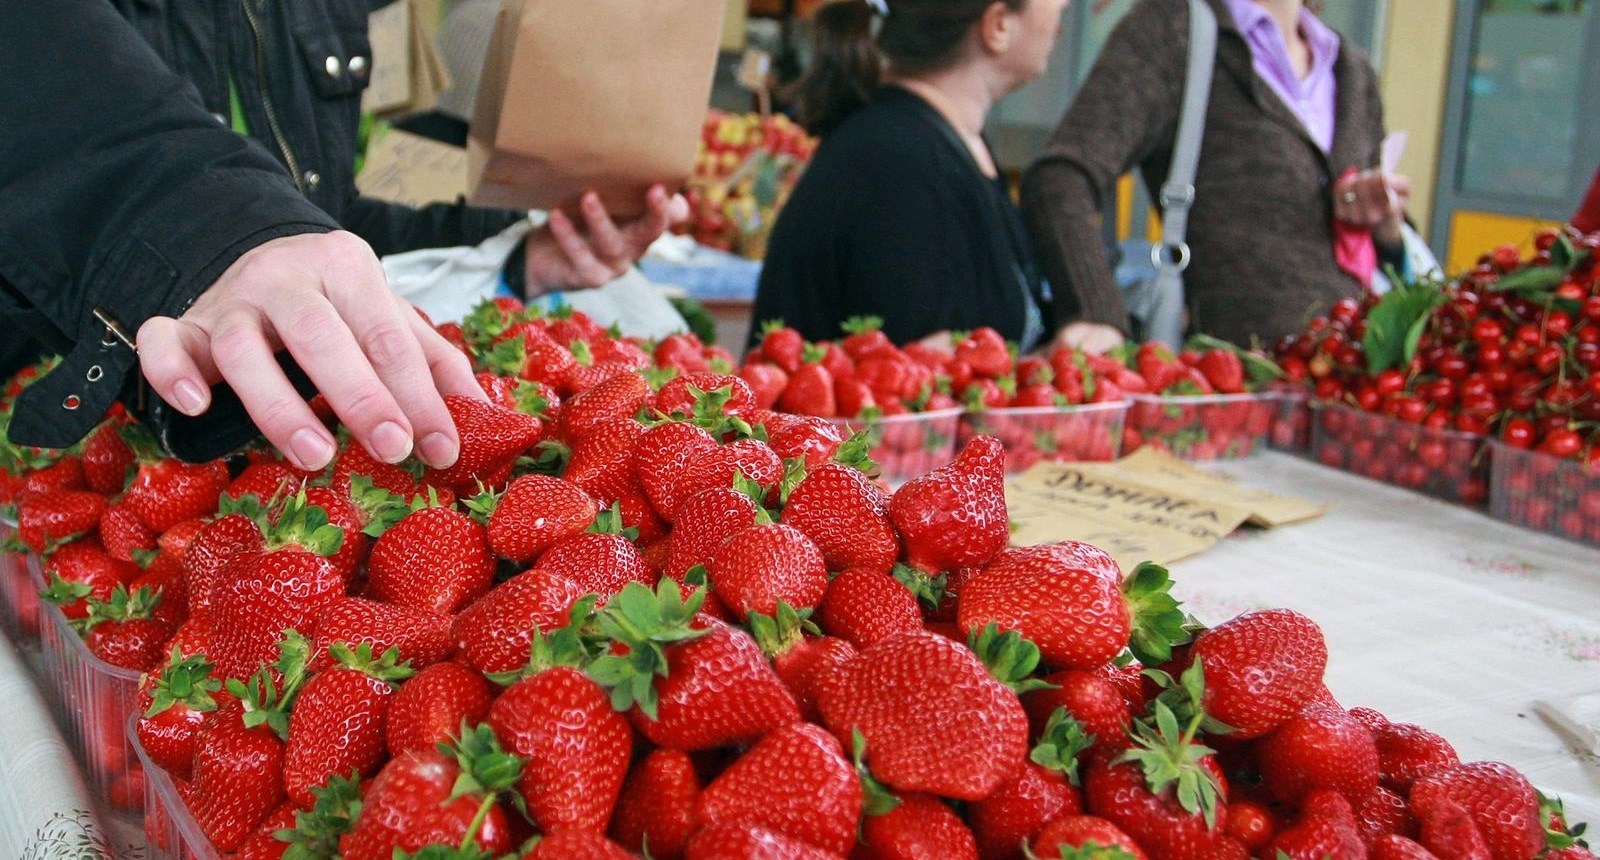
[
  {"xmin": 968, "ymin": 623, "xmax": 1056, "ymax": 695},
  {"xmin": 833, "ymin": 432, "xmax": 881, "ymax": 477},
  {"xmin": 328, "ymin": 642, "xmax": 416, "ymax": 686},
  {"xmin": 852, "ymin": 730, "xmax": 901, "ymax": 817},
  {"xmin": 1122, "ymin": 562, "xmax": 1191, "ymax": 667},
  {"xmin": 840, "ymin": 316, "xmax": 883, "ymax": 336},
  {"xmin": 1031, "ymin": 708, "xmax": 1097, "ymax": 786},
  {"xmin": 1115, "ymin": 699, "xmax": 1223, "ymax": 830},
  {"xmin": 442, "ymin": 723, "xmax": 527, "ymax": 803},
  {"xmin": 145, "ymin": 648, "xmax": 221, "ymax": 717},
  {"xmin": 279, "ymin": 771, "xmax": 363, "ymax": 860},
  {"xmin": 777, "ymin": 456, "xmax": 808, "ymax": 507}
]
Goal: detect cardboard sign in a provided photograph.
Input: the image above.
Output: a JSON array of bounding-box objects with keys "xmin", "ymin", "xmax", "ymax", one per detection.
[
  {"xmin": 1078, "ymin": 449, "xmax": 1327, "ymax": 528},
  {"xmin": 1006, "ymin": 462, "xmax": 1254, "ymax": 572},
  {"xmin": 356, "ymin": 129, "xmax": 468, "ymax": 207}
]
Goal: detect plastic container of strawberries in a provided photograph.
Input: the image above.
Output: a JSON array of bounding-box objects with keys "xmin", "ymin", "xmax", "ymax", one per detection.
[
  {"xmin": 1311, "ymin": 402, "xmax": 1489, "ymax": 506},
  {"xmin": 1488, "ymin": 441, "xmax": 1600, "ymax": 546},
  {"xmin": 957, "ymin": 402, "xmax": 1128, "ymax": 474},
  {"xmin": 1123, "ymin": 392, "xmax": 1276, "ymax": 461},
  {"xmin": 0, "ymin": 518, "xmax": 45, "ymax": 646},
  {"xmin": 38, "ymin": 588, "xmax": 146, "ymax": 816},
  {"xmin": 129, "ymin": 716, "xmax": 220, "ymax": 860},
  {"xmin": 1268, "ymin": 386, "xmax": 1313, "ymax": 454},
  {"xmin": 825, "ymin": 406, "xmax": 963, "ymax": 485}
]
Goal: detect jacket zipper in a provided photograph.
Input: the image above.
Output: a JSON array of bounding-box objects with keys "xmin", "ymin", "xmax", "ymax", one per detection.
[{"xmin": 241, "ymin": 0, "xmax": 305, "ymax": 193}]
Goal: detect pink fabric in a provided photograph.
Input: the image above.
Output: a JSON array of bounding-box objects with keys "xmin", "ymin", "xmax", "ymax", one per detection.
[
  {"xmin": 1332, "ymin": 167, "xmax": 1377, "ymax": 286},
  {"xmin": 1222, "ymin": 0, "xmax": 1341, "ymax": 153}
]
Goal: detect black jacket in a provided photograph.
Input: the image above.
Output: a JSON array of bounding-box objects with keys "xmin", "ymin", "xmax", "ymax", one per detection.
[{"xmin": 0, "ymin": 0, "xmax": 523, "ymax": 459}]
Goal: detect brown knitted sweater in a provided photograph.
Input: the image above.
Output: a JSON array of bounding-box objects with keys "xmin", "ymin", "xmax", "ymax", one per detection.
[{"xmin": 1019, "ymin": 0, "xmax": 1386, "ymax": 347}]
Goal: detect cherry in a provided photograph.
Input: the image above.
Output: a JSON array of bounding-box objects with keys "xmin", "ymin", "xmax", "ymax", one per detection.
[{"xmin": 1503, "ymin": 418, "xmax": 1536, "ymax": 449}]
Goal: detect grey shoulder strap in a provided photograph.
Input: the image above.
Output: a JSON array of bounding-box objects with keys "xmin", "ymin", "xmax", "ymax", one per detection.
[{"xmin": 1153, "ymin": 0, "xmax": 1218, "ymax": 273}]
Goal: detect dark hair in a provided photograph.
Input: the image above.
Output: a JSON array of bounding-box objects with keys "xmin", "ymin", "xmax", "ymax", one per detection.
[{"xmin": 788, "ymin": 0, "xmax": 1024, "ymax": 137}]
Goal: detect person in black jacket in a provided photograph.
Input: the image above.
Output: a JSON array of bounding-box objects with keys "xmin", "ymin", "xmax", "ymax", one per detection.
[
  {"xmin": 750, "ymin": 0, "xmax": 1068, "ymax": 352},
  {"xmin": 0, "ymin": 0, "xmax": 680, "ymax": 472}
]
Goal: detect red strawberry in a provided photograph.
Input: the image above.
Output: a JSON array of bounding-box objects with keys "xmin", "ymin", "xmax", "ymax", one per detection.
[
  {"xmin": 889, "ymin": 436, "xmax": 1009, "ymax": 573},
  {"xmin": 1032, "ymin": 815, "xmax": 1150, "ymax": 860},
  {"xmin": 696, "ymin": 721, "xmax": 862, "ymax": 855},
  {"xmin": 537, "ymin": 529, "xmax": 656, "ymax": 604},
  {"xmin": 424, "ymin": 394, "xmax": 544, "ymax": 493},
  {"xmin": 1409, "ymin": 763, "xmax": 1543, "ymax": 860},
  {"xmin": 1081, "ymin": 706, "xmax": 1228, "ymax": 860},
  {"xmin": 560, "ymin": 371, "xmax": 650, "ymax": 442},
  {"xmin": 384, "ymin": 660, "xmax": 493, "ymax": 758},
  {"xmin": 684, "ymin": 822, "xmax": 841, "ymax": 860},
  {"xmin": 779, "ymin": 363, "xmax": 838, "ymax": 417},
  {"xmin": 816, "ymin": 568, "xmax": 923, "ymax": 649},
  {"xmin": 83, "ymin": 584, "xmax": 175, "ymax": 671},
  {"xmin": 739, "ymin": 363, "xmax": 789, "ymax": 410},
  {"xmin": 654, "ymin": 333, "xmax": 711, "ymax": 375},
  {"xmin": 816, "ymin": 628, "xmax": 1031, "ymax": 801},
  {"xmin": 366, "ymin": 501, "xmax": 495, "ymax": 614},
  {"xmin": 589, "ymin": 582, "xmax": 799, "ymax": 751},
  {"xmin": 566, "ymin": 418, "xmax": 646, "ymax": 504},
  {"xmin": 674, "ymin": 439, "xmax": 785, "ymax": 509},
  {"xmin": 634, "ymin": 421, "xmax": 719, "ymax": 521},
  {"xmin": 1188, "ymin": 609, "xmax": 1328, "ymax": 739},
  {"xmin": 522, "ymin": 830, "xmax": 637, "ymax": 859},
  {"xmin": 156, "ymin": 516, "xmax": 206, "ymax": 560},
  {"xmin": 960, "ymin": 549, "xmax": 1186, "ymax": 671},
  {"xmin": 19, "ymin": 489, "xmax": 106, "ymax": 551},
  {"xmin": 1355, "ymin": 785, "xmax": 1418, "ymax": 845},
  {"xmin": 860, "ymin": 791, "xmax": 980, "ymax": 860},
  {"xmin": 310, "ymin": 597, "xmax": 451, "ymax": 673},
  {"xmin": 970, "ymin": 708, "xmax": 1094, "ymax": 860},
  {"xmin": 124, "ymin": 456, "xmax": 232, "ymax": 534},
  {"xmin": 654, "ymin": 372, "xmax": 758, "ymax": 421},
  {"xmin": 135, "ymin": 649, "xmax": 221, "ymax": 781},
  {"xmin": 283, "ymin": 642, "xmax": 413, "ymax": 806},
  {"xmin": 841, "ymin": 315, "xmax": 894, "ymax": 360},
  {"xmin": 339, "ymin": 726, "xmax": 520, "ymax": 860},
  {"xmin": 1022, "ymin": 669, "xmax": 1133, "ymax": 748},
  {"xmin": 188, "ymin": 677, "xmax": 291, "ymax": 850},
  {"xmin": 226, "ymin": 461, "xmax": 298, "ymax": 505},
  {"xmin": 767, "ymin": 416, "xmax": 846, "ymax": 470},
  {"xmin": 1197, "ymin": 349, "xmax": 1246, "ymax": 394},
  {"xmin": 487, "ymin": 653, "xmax": 633, "ymax": 835},
  {"xmin": 99, "ymin": 499, "xmax": 156, "ymax": 562},
  {"xmin": 666, "ymin": 485, "xmax": 765, "ymax": 583},
  {"xmin": 480, "ymin": 474, "xmax": 598, "ymax": 564},
  {"xmin": 1268, "ymin": 789, "xmax": 1367, "ymax": 860},
  {"xmin": 1374, "ymin": 722, "xmax": 1459, "ymax": 790},
  {"xmin": 300, "ymin": 485, "xmax": 370, "ymax": 580},
  {"xmin": 749, "ymin": 603, "xmax": 858, "ymax": 722},
  {"xmin": 183, "ymin": 503, "xmax": 266, "ymax": 617},
  {"xmin": 451, "ymin": 568, "xmax": 588, "ymax": 674},
  {"xmin": 834, "ymin": 376, "xmax": 877, "ymax": 418},
  {"xmin": 610, "ymin": 748, "xmax": 702, "ymax": 860},
  {"xmin": 760, "ymin": 322, "xmax": 805, "ymax": 374},
  {"xmin": 331, "ymin": 442, "xmax": 426, "ymax": 502},
  {"xmin": 615, "ymin": 478, "xmax": 670, "ymax": 546},
  {"xmin": 40, "ymin": 541, "xmax": 134, "ymax": 619},
  {"xmin": 235, "ymin": 800, "xmax": 298, "ymax": 860},
  {"xmin": 781, "ymin": 463, "xmax": 899, "ymax": 574},
  {"xmin": 706, "ymin": 523, "xmax": 829, "ymax": 620},
  {"xmin": 81, "ymin": 422, "xmax": 135, "ymax": 495},
  {"xmin": 1256, "ymin": 702, "xmax": 1380, "ymax": 803},
  {"xmin": 1418, "ymin": 797, "xmax": 1494, "ymax": 860},
  {"xmin": 957, "ymin": 328, "xmax": 1013, "ymax": 378},
  {"xmin": 1373, "ymin": 835, "xmax": 1444, "ymax": 860}
]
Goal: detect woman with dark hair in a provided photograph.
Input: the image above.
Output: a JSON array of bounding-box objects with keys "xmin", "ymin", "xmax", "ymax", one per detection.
[{"xmin": 750, "ymin": 0, "xmax": 1071, "ymax": 351}]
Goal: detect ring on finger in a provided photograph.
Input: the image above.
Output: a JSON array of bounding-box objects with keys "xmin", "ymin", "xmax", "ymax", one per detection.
[{"xmin": 1340, "ymin": 191, "xmax": 1358, "ymax": 204}]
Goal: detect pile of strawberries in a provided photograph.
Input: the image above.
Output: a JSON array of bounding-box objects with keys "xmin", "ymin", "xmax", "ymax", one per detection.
[{"xmin": 1118, "ymin": 338, "xmax": 1283, "ymax": 461}]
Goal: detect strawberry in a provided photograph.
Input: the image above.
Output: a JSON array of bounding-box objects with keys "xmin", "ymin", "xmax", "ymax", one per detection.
[
  {"xmin": 816, "ymin": 627, "xmax": 1033, "ymax": 801},
  {"xmin": 957, "ymin": 328, "xmax": 1013, "ymax": 379},
  {"xmin": 1373, "ymin": 835, "xmax": 1444, "ymax": 860},
  {"xmin": 684, "ymin": 822, "xmax": 841, "ymax": 860},
  {"xmin": 560, "ymin": 371, "xmax": 650, "ymax": 442},
  {"xmin": 706, "ymin": 523, "xmax": 828, "ymax": 620},
  {"xmin": 841, "ymin": 315, "xmax": 893, "ymax": 360},
  {"xmin": 1256, "ymin": 702, "xmax": 1380, "ymax": 803},
  {"xmin": 283, "ymin": 642, "xmax": 414, "ymax": 806},
  {"xmin": 183, "ymin": 500, "xmax": 267, "ymax": 617},
  {"xmin": 767, "ymin": 416, "xmax": 846, "ymax": 470},
  {"xmin": 332, "ymin": 442, "xmax": 428, "ymax": 502},
  {"xmin": 1187, "ymin": 609, "xmax": 1328, "ymax": 739},
  {"xmin": 970, "ymin": 708, "xmax": 1094, "ymax": 860},
  {"xmin": 779, "ymin": 362, "xmax": 837, "ymax": 417},
  {"xmin": 749, "ymin": 602, "xmax": 858, "ymax": 722},
  {"xmin": 654, "ymin": 372, "xmax": 758, "ymax": 421},
  {"xmin": 40, "ymin": 541, "xmax": 133, "ymax": 619},
  {"xmin": 189, "ymin": 650, "xmax": 303, "ymax": 852},
  {"xmin": 860, "ymin": 788, "xmax": 979, "ymax": 858},
  {"xmin": 615, "ymin": 478, "xmax": 670, "ymax": 546},
  {"xmin": 99, "ymin": 499, "xmax": 156, "ymax": 562},
  {"xmin": 1410, "ymin": 763, "xmax": 1544, "ymax": 860},
  {"xmin": 451, "ymin": 568, "xmax": 588, "ymax": 674},
  {"xmin": 123, "ymin": 454, "xmax": 232, "ymax": 535},
  {"xmin": 666, "ymin": 484, "xmax": 766, "ymax": 583},
  {"xmin": 760, "ymin": 321, "xmax": 805, "ymax": 374},
  {"xmin": 301, "ymin": 484, "xmax": 371, "ymax": 580},
  {"xmin": 536, "ymin": 521, "xmax": 656, "ymax": 604},
  {"xmin": 208, "ymin": 498, "xmax": 346, "ymax": 681},
  {"xmin": 1137, "ymin": 343, "xmax": 1188, "ymax": 394},
  {"xmin": 674, "ymin": 439, "xmax": 785, "ymax": 509},
  {"xmin": 960, "ymin": 550, "xmax": 1187, "ymax": 671},
  {"xmin": 634, "ymin": 421, "xmax": 719, "ymax": 521},
  {"xmin": 610, "ymin": 748, "xmax": 702, "ymax": 860},
  {"xmin": 1032, "ymin": 815, "xmax": 1150, "ymax": 860},
  {"xmin": 478, "ymin": 474, "xmax": 598, "ymax": 564},
  {"xmin": 156, "ymin": 516, "xmax": 206, "ymax": 560},
  {"xmin": 226, "ymin": 461, "xmax": 298, "ymax": 505},
  {"xmin": 1374, "ymin": 722, "xmax": 1459, "ymax": 790},
  {"xmin": 385, "ymin": 660, "xmax": 494, "ymax": 758},
  {"xmin": 589, "ymin": 581, "xmax": 799, "ymax": 751},
  {"xmin": 236, "ymin": 800, "xmax": 298, "ymax": 860},
  {"xmin": 1197, "ymin": 349, "xmax": 1246, "ymax": 394},
  {"xmin": 136, "ymin": 649, "xmax": 222, "ymax": 780},
  {"xmin": 82, "ymin": 584, "xmax": 174, "ymax": 671},
  {"xmin": 81, "ymin": 422, "xmax": 135, "ymax": 495},
  {"xmin": 486, "ymin": 633, "xmax": 633, "ymax": 836},
  {"xmin": 18, "ymin": 489, "xmax": 106, "ymax": 551},
  {"xmin": 565, "ymin": 417, "xmax": 646, "ymax": 504},
  {"xmin": 739, "ymin": 363, "xmax": 789, "ymax": 410},
  {"xmin": 339, "ymin": 725, "xmax": 521, "ymax": 860},
  {"xmin": 835, "ymin": 376, "xmax": 877, "ymax": 418},
  {"xmin": 816, "ymin": 567, "xmax": 923, "ymax": 649},
  {"xmin": 522, "ymin": 830, "xmax": 637, "ymax": 859},
  {"xmin": 889, "ymin": 435, "xmax": 1009, "ymax": 573},
  {"xmin": 424, "ymin": 394, "xmax": 544, "ymax": 494},
  {"xmin": 366, "ymin": 500, "xmax": 495, "ymax": 615},
  {"xmin": 310, "ymin": 597, "xmax": 451, "ymax": 673},
  {"xmin": 1023, "ymin": 669, "xmax": 1134, "ymax": 748},
  {"xmin": 1268, "ymin": 789, "xmax": 1367, "ymax": 860},
  {"xmin": 1419, "ymin": 797, "xmax": 1494, "ymax": 860},
  {"xmin": 490, "ymin": 324, "xmax": 579, "ymax": 387},
  {"xmin": 1355, "ymin": 785, "xmax": 1418, "ymax": 845},
  {"xmin": 781, "ymin": 463, "xmax": 899, "ymax": 574},
  {"xmin": 696, "ymin": 721, "xmax": 862, "ymax": 855}
]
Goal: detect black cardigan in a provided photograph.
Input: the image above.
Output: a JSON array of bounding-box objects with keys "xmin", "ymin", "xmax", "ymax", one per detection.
[{"xmin": 751, "ymin": 86, "xmax": 1048, "ymax": 350}]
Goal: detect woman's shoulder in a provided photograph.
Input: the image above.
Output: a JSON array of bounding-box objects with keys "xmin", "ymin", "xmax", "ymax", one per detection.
[{"xmin": 810, "ymin": 91, "xmax": 959, "ymax": 173}]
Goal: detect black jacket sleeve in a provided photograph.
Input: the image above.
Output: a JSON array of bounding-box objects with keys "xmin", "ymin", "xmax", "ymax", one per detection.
[
  {"xmin": 0, "ymin": 0, "xmax": 338, "ymax": 455},
  {"xmin": 343, "ymin": 194, "xmax": 528, "ymax": 259}
]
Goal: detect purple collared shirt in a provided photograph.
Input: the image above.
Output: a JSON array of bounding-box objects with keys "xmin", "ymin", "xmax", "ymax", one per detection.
[{"xmin": 1222, "ymin": 0, "xmax": 1341, "ymax": 153}]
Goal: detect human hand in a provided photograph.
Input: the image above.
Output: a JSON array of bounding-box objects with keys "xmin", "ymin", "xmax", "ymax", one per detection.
[
  {"xmin": 1052, "ymin": 322, "xmax": 1125, "ymax": 355},
  {"xmin": 524, "ymin": 185, "xmax": 689, "ymax": 295},
  {"xmin": 915, "ymin": 330, "xmax": 955, "ymax": 353},
  {"xmin": 134, "ymin": 231, "xmax": 483, "ymax": 472},
  {"xmin": 1333, "ymin": 168, "xmax": 1411, "ymax": 248}
]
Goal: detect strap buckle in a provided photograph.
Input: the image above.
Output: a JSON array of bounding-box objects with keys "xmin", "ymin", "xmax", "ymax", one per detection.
[
  {"xmin": 1159, "ymin": 182, "xmax": 1196, "ymax": 210},
  {"xmin": 1150, "ymin": 241, "xmax": 1192, "ymax": 273}
]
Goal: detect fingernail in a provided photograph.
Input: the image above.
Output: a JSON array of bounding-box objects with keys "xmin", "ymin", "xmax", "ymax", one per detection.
[
  {"xmin": 371, "ymin": 421, "xmax": 413, "ymax": 464},
  {"xmin": 290, "ymin": 428, "xmax": 335, "ymax": 471},
  {"xmin": 173, "ymin": 380, "xmax": 208, "ymax": 416},
  {"xmin": 419, "ymin": 432, "xmax": 458, "ymax": 469}
]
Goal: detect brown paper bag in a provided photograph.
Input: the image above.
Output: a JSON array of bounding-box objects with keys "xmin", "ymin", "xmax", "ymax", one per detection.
[{"xmin": 467, "ymin": 0, "xmax": 726, "ymax": 216}]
